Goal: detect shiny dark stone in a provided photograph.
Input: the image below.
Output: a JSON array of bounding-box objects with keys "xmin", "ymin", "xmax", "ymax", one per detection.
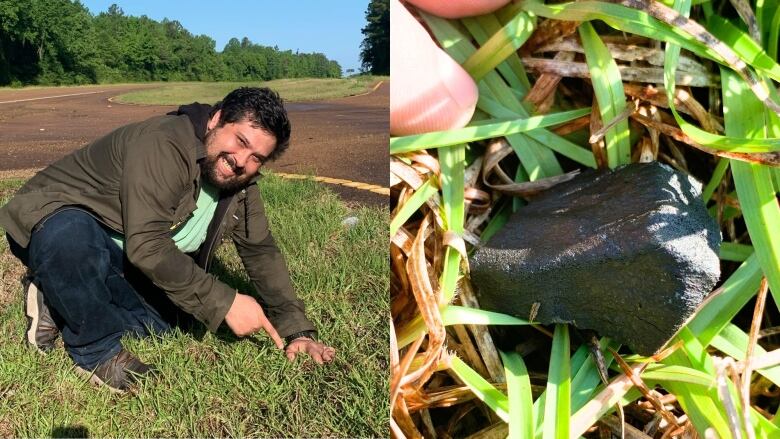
[{"xmin": 470, "ymin": 162, "xmax": 721, "ymax": 355}]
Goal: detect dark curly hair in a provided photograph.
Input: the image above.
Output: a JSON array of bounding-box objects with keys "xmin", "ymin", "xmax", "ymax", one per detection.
[{"xmin": 211, "ymin": 87, "xmax": 291, "ymax": 161}]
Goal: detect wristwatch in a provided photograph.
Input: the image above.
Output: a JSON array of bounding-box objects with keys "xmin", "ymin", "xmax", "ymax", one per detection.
[{"xmin": 284, "ymin": 330, "xmax": 317, "ymax": 347}]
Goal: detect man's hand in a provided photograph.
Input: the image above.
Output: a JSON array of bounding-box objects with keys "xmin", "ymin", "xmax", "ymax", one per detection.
[
  {"xmin": 224, "ymin": 292, "xmax": 284, "ymax": 349},
  {"xmin": 285, "ymin": 337, "xmax": 336, "ymax": 364}
]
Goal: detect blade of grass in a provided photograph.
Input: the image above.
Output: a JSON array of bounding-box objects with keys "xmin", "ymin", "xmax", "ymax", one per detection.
[
  {"xmin": 571, "ymin": 383, "xmax": 643, "ymax": 438},
  {"xmin": 769, "ymin": 7, "xmax": 780, "ymax": 60},
  {"xmin": 463, "ymin": 14, "xmax": 532, "ymax": 91},
  {"xmin": 640, "ymin": 364, "xmax": 716, "ymax": 387},
  {"xmin": 571, "ymin": 338, "xmax": 620, "ymax": 413},
  {"xmin": 542, "ymin": 324, "xmax": 570, "ymax": 439},
  {"xmin": 532, "ymin": 339, "xmax": 617, "ymax": 436},
  {"xmin": 710, "ymin": 323, "xmax": 780, "ymax": 386},
  {"xmin": 521, "ymin": 0, "xmax": 727, "ymax": 64},
  {"xmin": 660, "ymin": 9, "xmax": 780, "ymax": 158},
  {"xmin": 389, "ymin": 178, "xmax": 438, "ymax": 236},
  {"xmin": 389, "ymin": 108, "xmax": 591, "ymax": 154},
  {"xmin": 422, "ymin": 12, "xmax": 564, "ymax": 179},
  {"xmin": 721, "ymin": 68, "xmax": 780, "ymax": 311},
  {"xmin": 708, "ymin": 15, "xmax": 780, "ymax": 80},
  {"xmin": 522, "ymin": 0, "xmax": 780, "ymax": 82},
  {"xmin": 720, "ymin": 242, "xmax": 754, "ymax": 262},
  {"xmin": 662, "ymin": 328, "xmax": 733, "ymax": 437},
  {"xmin": 450, "ymin": 356, "xmax": 510, "ymax": 422},
  {"xmin": 524, "ymin": 0, "xmax": 780, "ymax": 128},
  {"xmin": 500, "ymin": 351, "xmax": 534, "ymax": 439},
  {"xmin": 478, "ymin": 94, "xmax": 597, "ymax": 167},
  {"xmin": 439, "ymin": 144, "xmax": 465, "ymax": 303},
  {"xmin": 579, "ymin": 21, "xmax": 631, "ymax": 167},
  {"xmin": 702, "ymin": 158, "xmax": 729, "ymax": 203},
  {"xmin": 480, "ymin": 198, "xmax": 515, "ymax": 243},
  {"xmin": 686, "ymin": 254, "xmax": 762, "ymax": 346},
  {"xmin": 462, "ymin": 11, "xmax": 536, "ymax": 81},
  {"xmin": 397, "ymin": 305, "xmax": 530, "ymax": 349}
]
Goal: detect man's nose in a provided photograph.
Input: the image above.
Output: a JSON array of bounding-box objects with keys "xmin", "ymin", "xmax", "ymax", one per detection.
[{"xmin": 234, "ymin": 150, "xmax": 251, "ymax": 168}]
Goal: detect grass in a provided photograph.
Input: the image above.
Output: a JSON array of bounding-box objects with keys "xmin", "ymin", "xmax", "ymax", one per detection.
[
  {"xmin": 113, "ymin": 76, "xmax": 388, "ymax": 105},
  {"xmin": 0, "ymin": 173, "xmax": 388, "ymax": 437},
  {"xmin": 390, "ymin": 0, "xmax": 780, "ymax": 437}
]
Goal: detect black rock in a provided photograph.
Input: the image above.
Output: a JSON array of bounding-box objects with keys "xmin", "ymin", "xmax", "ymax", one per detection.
[{"xmin": 470, "ymin": 162, "xmax": 721, "ymax": 355}]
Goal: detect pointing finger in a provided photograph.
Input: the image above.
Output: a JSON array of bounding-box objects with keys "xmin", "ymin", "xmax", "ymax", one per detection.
[{"xmin": 261, "ymin": 320, "xmax": 284, "ymax": 350}]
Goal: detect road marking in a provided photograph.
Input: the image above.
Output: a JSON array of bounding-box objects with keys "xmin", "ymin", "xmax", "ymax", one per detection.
[
  {"xmin": 340, "ymin": 80, "xmax": 386, "ymax": 99},
  {"xmin": 0, "ymin": 167, "xmax": 389, "ymax": 198},
  {"xmin": 0, "ymin": 90, "xmax": 109, "ymax": 105},
  {"xmin": 275, "ymin": 172, "xmax": 389, "ymax": 196}
]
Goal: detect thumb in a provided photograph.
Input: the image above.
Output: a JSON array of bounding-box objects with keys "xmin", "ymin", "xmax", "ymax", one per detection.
[
  {"xmin": 406, "ymin": 0, "xmax": 512, "ymax": 18},
  {"xmin": 389, "ymin": 0, "xmax": 478, "ymax": 136},
  {"xmin": 286, "ymin": 350, "xmax": 296, "ymax": 361}
]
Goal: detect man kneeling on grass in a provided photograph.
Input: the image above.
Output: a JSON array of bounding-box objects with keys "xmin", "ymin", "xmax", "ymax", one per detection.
[{"xmin": 0, "ymin": 87, "xmax": 335, "ymax": 392}]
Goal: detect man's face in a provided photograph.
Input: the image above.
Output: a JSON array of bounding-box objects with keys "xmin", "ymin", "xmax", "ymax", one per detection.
[{"xmin": 201, "ymin": 110, "xmax": 277, "ymax": 191}]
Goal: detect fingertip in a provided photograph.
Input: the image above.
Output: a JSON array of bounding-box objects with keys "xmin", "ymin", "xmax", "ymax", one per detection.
[
  {"xmin": 389, "ymin": 0, "xmax": 478, "ymax": 136},
  {"xmin": 406, "ymin": 0, "xmax": 511, "ymax": 18}
]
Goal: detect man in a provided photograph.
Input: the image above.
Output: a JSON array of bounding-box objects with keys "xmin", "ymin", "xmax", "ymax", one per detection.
[{"xmin": 0, "ymin": 87, "xmax": 335, "ymax": 392}]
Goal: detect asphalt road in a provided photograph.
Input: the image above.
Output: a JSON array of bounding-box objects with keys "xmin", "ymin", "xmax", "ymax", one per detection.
[{"xmin": 0, "ymin": 82, "xmax": 388, "ymax": 207}]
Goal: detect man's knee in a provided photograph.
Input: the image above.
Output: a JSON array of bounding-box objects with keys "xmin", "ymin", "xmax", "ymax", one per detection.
[{"xmin": 28, "ymin": 209, "xmax": 111, "ymax": 267}]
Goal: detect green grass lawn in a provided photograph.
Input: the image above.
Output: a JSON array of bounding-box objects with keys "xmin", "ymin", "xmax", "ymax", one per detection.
[
  {"xmin": 0, "ymin": 174, "xmax": 388, "ymax": 437},
  {"xmin": 113, "ymin": 76, "xmax": 388, "ymax": 105}
]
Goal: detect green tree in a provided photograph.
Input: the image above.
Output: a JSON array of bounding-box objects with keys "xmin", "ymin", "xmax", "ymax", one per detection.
[
  {"xmin": 0, "ymin": 0, "xmax": 99, "ymax": 85},
  {"xmin": 0, "ymin": 1, "xmax": 342, "ymax": 85},
  {"xmin": 359, "ymin": 0, "xmax": 389, "ymax": 75}
]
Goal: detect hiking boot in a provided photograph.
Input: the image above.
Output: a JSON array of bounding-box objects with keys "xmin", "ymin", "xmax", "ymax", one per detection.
[
  {"xmin": 23, "ymin": 275, "xmax": 59, "ymax": 353},
  {"xmin": 78, "ymin": 349, "xmax": 155, "ymax": 392}
]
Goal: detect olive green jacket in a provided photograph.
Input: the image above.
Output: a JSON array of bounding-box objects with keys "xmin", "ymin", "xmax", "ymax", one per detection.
[{"xmin": 0, "ymin": 110, "xmax": 315, "ymax": 336}]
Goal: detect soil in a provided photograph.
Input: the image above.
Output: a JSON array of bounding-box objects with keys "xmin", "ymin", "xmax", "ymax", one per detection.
[{"xmin": 0, "ymin": 82, "xmax": 388, "ymax": 207}]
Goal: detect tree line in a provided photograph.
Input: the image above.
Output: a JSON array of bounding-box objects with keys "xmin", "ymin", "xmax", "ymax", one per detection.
[
  {"xmin": 360, "ymin": 0, "xmax": 388, "ymax": 75},
  {"xmin": 0, "ymin": 1, "xmax": 342, "ymax": 86}
]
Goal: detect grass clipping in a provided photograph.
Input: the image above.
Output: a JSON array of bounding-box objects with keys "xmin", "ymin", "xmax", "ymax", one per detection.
[{"xmin": 391, "ymin": 0, "xmax": 780, "ymax": 437}]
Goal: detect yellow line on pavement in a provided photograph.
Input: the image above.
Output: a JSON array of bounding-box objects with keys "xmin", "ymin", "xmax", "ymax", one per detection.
[
  {"xmin": 0, "ymin": 90, "xmax": 109, "ymax": 105},
  {"xmin": 275, "ymin": 172, "xmax": 389, "ymax": 196}
]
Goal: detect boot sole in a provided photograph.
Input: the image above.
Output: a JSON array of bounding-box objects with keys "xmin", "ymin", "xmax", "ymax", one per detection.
[
  {"xmin": 23, "ymin": 281, "xmax": 44, "ymax": 354},
  {"xmin": 23, "ymin": 280, "xmax": 58, "ymax": 354},
  {"xmin": 74, "ymin": 365, "xmax": 127, "ymax": 394}
]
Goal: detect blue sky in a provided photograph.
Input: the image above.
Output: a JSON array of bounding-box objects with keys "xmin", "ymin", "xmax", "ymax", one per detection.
[{"xmin": 80, "ymin": 1, "xmax": 369, "ymax": 74}]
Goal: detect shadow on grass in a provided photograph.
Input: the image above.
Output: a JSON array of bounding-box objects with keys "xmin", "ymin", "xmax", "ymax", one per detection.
[
  {"xmin": 51, "ymin": 424, "xmax": 89, "ymax": 438},
  {"xmin": 208, "ymin": 255, "xmax": 265, "ymax": 345}
]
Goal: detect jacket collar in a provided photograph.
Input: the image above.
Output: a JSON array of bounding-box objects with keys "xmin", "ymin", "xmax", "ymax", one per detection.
[{"xmin": 168, "ymin": 103, "xmax": 213, "ymax": 160}]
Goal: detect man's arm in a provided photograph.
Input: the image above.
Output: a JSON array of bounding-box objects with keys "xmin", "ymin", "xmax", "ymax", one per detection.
[
  {"xmin": 232, "ymin": 183, "xmax": 336, "ymax": 363},
  {"xmin": 230, "ymin": 183, "xmax": 316, "ymax": 338},
  {"xmin": 120, "ymin": 133, "xmax": 236, "ymax": 332}
]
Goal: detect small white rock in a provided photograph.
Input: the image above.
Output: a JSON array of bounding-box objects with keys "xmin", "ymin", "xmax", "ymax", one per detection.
[
  {"xmin": 341, "ymin": 216, "xmax": 359, "ymax": 228},
  {"xmin": 39, "ymin": 128, "xmax": 45, "ymax": 131}
]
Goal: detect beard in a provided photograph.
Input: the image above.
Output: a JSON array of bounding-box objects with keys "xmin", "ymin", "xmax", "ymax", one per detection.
[{"xmin": 200, "ymin": 131, "xmax": 253, "ymax": 192}]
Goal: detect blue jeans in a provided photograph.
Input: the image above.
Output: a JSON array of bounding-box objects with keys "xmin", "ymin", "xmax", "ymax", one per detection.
[{"xmin": 7, "ymin": 209, "xmax": 173, "ymax": 369}]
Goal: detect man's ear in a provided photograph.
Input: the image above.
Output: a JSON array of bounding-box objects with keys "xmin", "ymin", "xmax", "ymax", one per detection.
[{"xmin": 207, "ymin": 110, "xmax": 221, "ymax": 132}]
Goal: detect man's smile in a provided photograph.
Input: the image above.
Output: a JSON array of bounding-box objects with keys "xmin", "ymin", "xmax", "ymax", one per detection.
[{"xmin": 218, "ymin": 154, "xmax": 238, "ymax": 177}]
